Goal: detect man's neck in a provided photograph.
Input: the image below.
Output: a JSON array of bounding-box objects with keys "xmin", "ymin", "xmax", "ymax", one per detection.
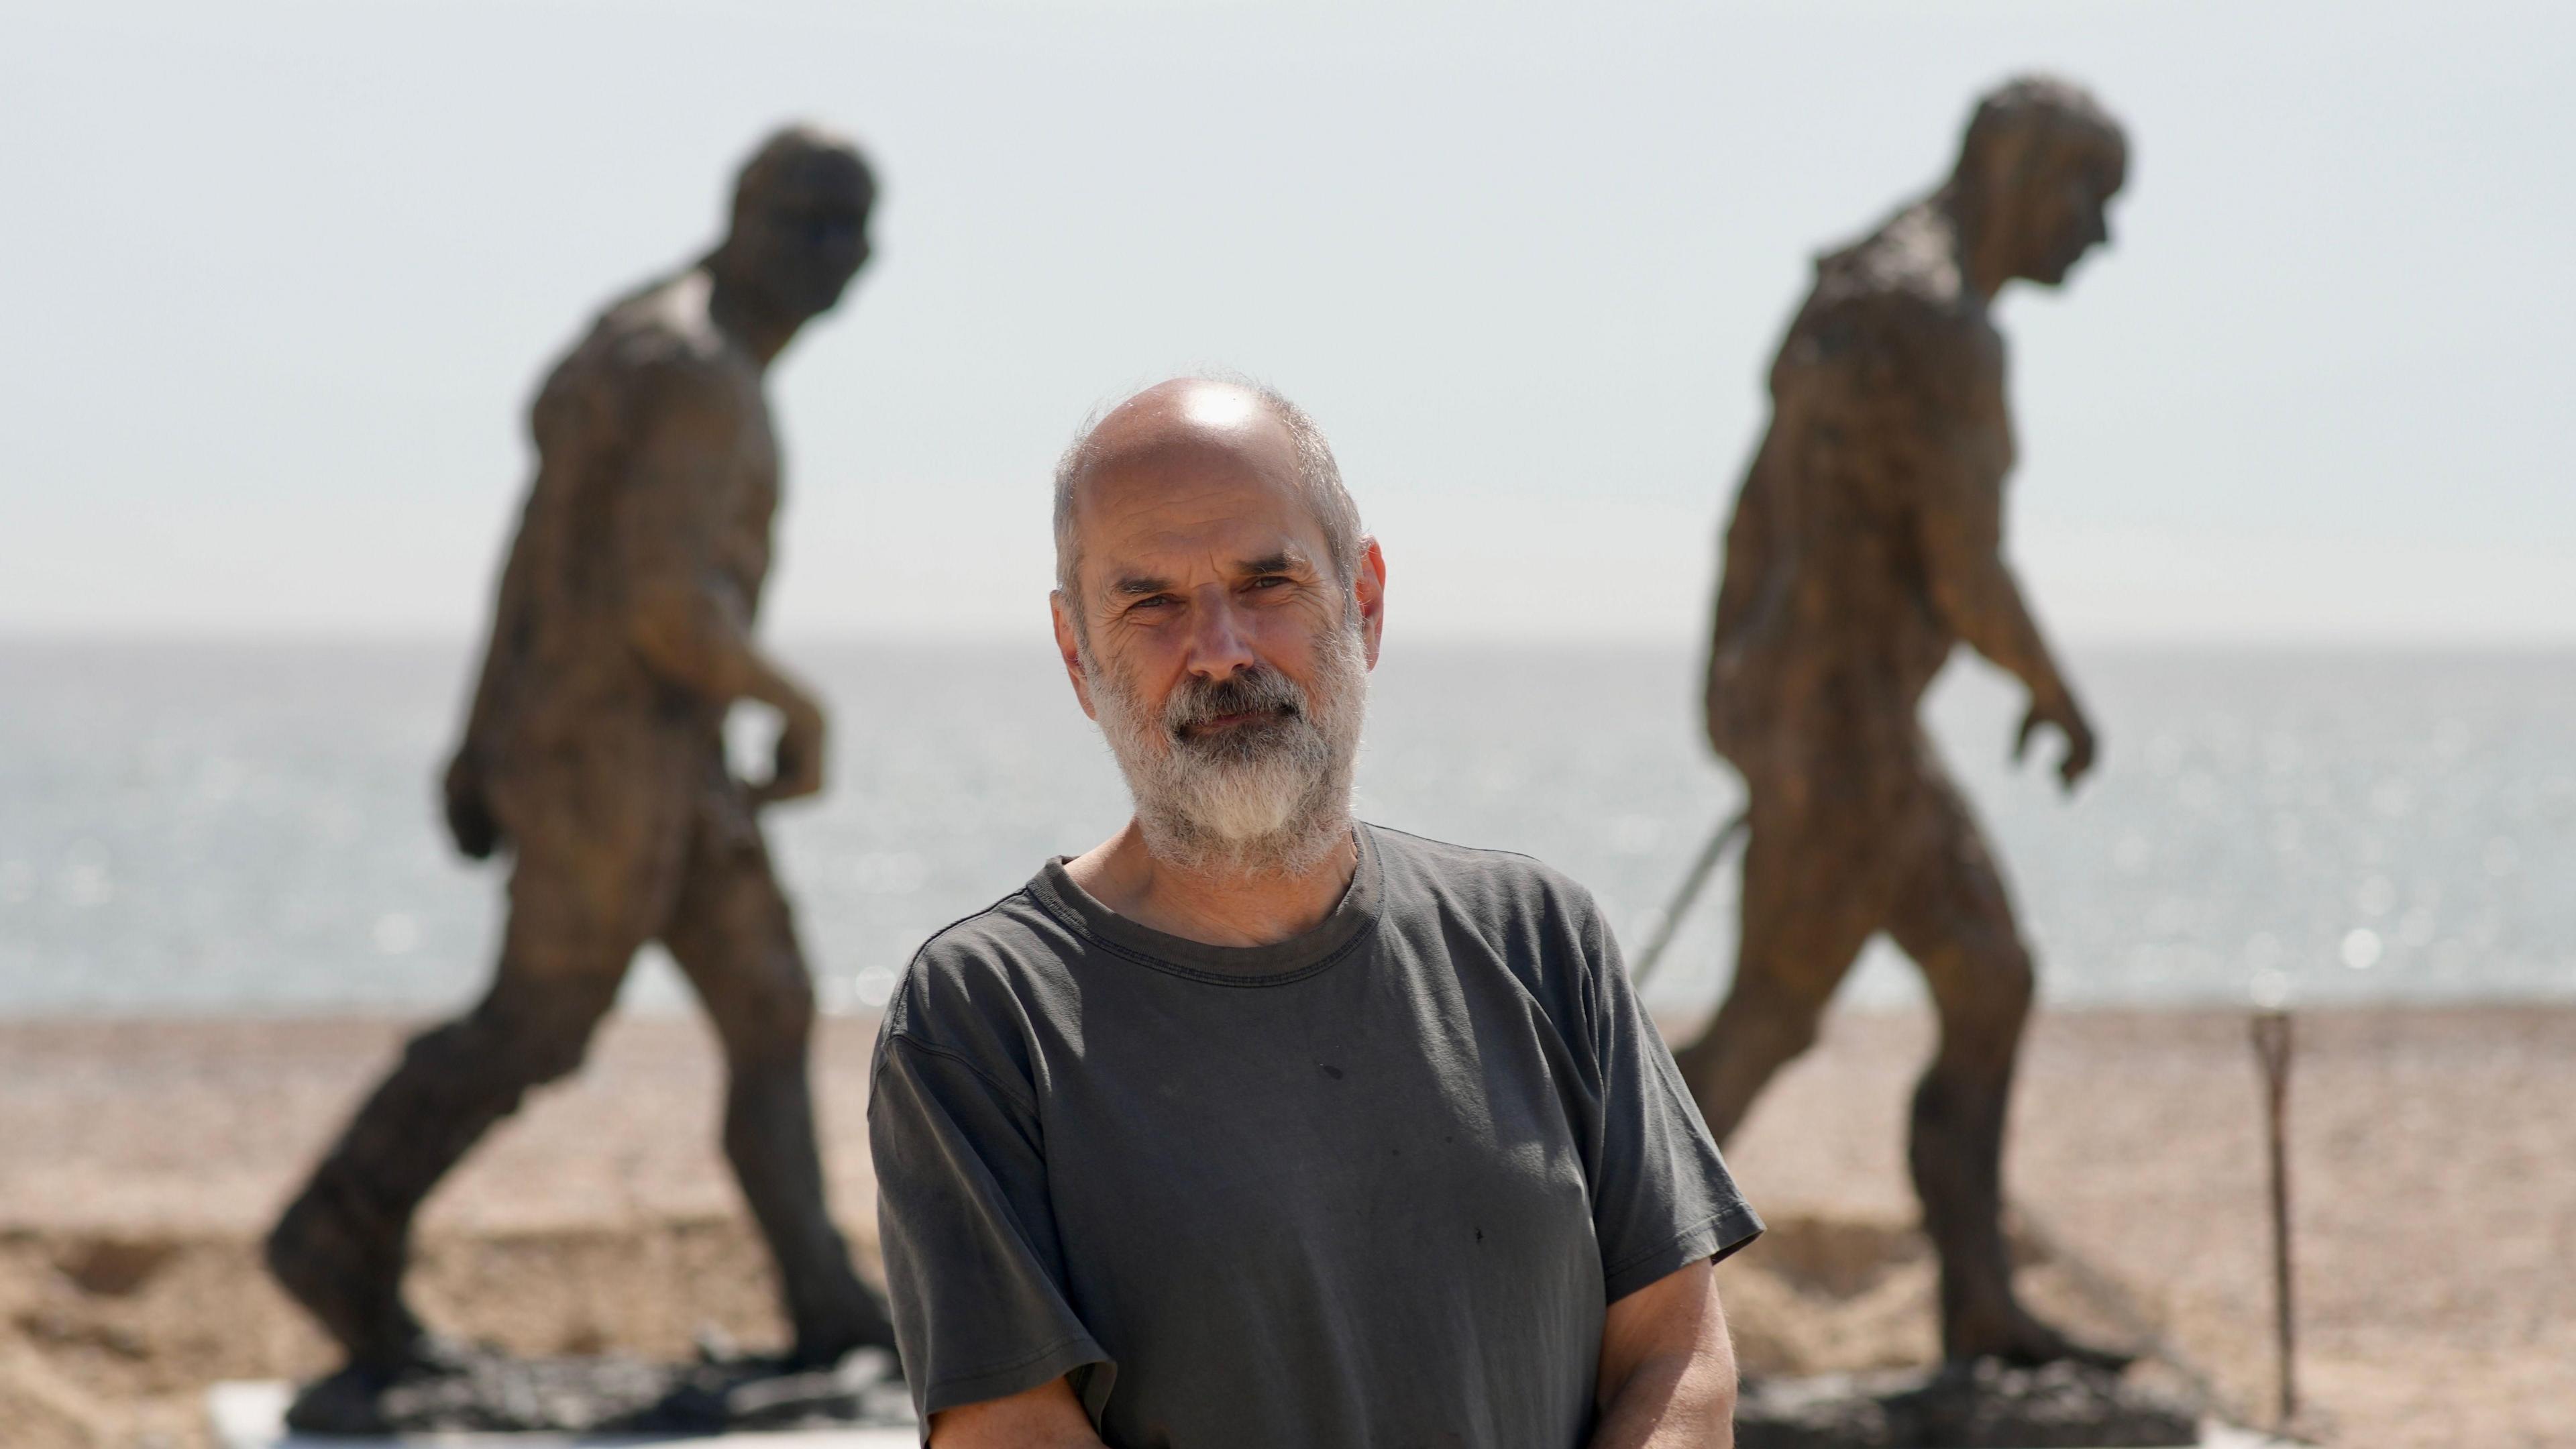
[{"xmin": 1064, "ymin": 819, "xmax": 1359, "ymax": 949}]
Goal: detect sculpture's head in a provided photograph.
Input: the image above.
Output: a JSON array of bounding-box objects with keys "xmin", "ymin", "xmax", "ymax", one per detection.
[
  {"xmin": 1952, "ymin": 76, "xmax": 2127, "ymax": 290},
  {"xmin": 714, "ymin": 124, "xmax": 877, "ymax": 322},
  {"xmin": 1049, "ymin": 378, "xmax": 1385, "ymax": 875}
]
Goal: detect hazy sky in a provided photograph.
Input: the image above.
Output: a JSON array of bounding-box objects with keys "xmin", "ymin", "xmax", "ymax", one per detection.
[{"xmin": 5, "ymin": 0, "xmax": 2570, "ymax": 644}]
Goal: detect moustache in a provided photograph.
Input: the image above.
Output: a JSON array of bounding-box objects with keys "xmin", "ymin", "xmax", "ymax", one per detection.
[{"xmin": 1163, "ymin": 667, "xmax": 1310, "ymax": 743}]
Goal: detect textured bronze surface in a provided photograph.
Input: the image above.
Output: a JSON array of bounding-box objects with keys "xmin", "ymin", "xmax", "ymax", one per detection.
[
  {"xmin": 1677, "ymin": 77, "xmax": 2130, "ymax": 1366},
  {"xmin": 265, "ymin": 125, "xmax": 894, "ymax": 1378}
]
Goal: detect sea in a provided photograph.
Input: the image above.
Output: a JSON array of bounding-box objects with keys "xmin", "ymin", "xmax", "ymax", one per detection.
[{"xmin": 3, "ymin": 639, "xmax": 2571, "ymax": 1018}]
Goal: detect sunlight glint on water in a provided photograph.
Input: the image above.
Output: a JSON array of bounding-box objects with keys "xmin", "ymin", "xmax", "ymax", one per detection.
[{"xmin": 2, "ymin": 641, "xmax": 2571, "ymax": 1016}]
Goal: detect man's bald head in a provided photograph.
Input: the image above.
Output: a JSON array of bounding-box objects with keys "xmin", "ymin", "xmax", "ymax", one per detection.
[{"xmin": 1052, "ymin": 378, "xmax": 1364, "ymax": 608}]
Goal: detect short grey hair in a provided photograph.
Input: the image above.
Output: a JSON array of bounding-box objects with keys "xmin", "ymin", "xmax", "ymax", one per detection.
[{"xmin": 1052, "ymin": 375, "xmax": 1366, "ymax": 605}]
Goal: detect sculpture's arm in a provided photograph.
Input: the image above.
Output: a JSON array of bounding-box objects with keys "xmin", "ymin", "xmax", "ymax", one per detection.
[
  {"xmin": 438, "ymin": 515, "xmax": 537, "ymax": 857},
  {"xmin": 1699, "ymin": 428, "xmax": 1786, "ymax": 761},
  {"xmin": 613, "ymin": 364, "xmax": 826, "ymax": 804},
  {"xmin": 453, "ymin": 480, "xmax": 550, "ymax": 759},
  {"xmin": 1904, "ymin": 363, "xmax": 2096, "ymax": 789},
  {"xmin": 1915, "ymin": 468, "xmax": 2066, "ymax": 698}
]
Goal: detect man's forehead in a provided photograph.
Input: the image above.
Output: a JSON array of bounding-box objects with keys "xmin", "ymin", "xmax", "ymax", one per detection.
[
  {"xmin": 1079, "ymin": 449, "xmax": 1314, "ymax": 550},
  {"xmin": 1073, "ymin": 459, "xmax": 1326, "ymax": 590}
]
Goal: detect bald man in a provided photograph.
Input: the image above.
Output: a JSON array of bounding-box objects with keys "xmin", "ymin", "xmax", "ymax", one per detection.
[
  {"xmin": 266, "ymin": 126, "xmax": 896, "ymax": 1391},
  {"xmin": 868, "ymin": 378, "xmax": 1762, "ymax": 1449}
]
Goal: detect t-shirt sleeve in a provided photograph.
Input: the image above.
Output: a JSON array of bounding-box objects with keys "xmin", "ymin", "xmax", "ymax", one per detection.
[
  {"xmin": 869, "ymin": 1028, "xmax": 1110, "ymax": 1424},
  {"xmin": 1572, "ymin": 896, "xmax": 1765, "ymax": 1302}
]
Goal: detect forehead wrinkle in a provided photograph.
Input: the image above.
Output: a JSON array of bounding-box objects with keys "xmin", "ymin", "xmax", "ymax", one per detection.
[
  {"xmin": 1087, "ymin": 490, "xmax": 1319, "ymax": 576},
  {"xmin": 1074, "ymin": 450, "xmax": 1312, "ymax": 559},
  {"xmin": 1105, "ymin": 539, "xmax": 1302, "ymax": 595}
]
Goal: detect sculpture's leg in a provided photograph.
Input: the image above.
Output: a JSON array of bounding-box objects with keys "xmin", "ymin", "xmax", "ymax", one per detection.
[
  {"xmin": 1884, "ymin": 779, "xmax": 2124, "ymax": 1368},
  {"xmin": 662, "ymin": 801, "xmax": 896, "ymax": 1368},
  {"xmin": 264, "ymin": 936, "xmax": 631, "ymax": 1368},
  {"xmin": 266, "ymin": 760, "xmax": 688, "ymax": 1373},
  {"xmin": 1671, "ymin": 807, "xmax": 1886, "ymax": 1146}
]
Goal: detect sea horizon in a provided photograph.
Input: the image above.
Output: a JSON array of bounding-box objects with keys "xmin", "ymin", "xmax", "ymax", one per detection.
[{"xmin": 7, "ymin": 636, "xmax": 2572, "ymax": 1020}]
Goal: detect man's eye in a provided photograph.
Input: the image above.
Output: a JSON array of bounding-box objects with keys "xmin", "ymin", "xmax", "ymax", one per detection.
[{"xmin": 1248, "ymin": 576, "xmax": 1288, "ymax": 590}]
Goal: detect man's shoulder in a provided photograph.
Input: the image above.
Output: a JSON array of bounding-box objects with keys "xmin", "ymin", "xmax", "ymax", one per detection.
[
  {"xmin": 879, "ymin": 883, "xmax": 1075, "ymax": 1047},
  {"xmin": 1365, "ymin": 824, "xmax": 1605, "ymax": 932},
  {"xmin": 1365, "ymin": 826, "xmax": 1622, "ymax": 1043}
]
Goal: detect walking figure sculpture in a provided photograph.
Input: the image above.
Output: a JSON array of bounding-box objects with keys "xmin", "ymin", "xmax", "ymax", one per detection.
[
  {"xmin": 1672, "ymin": 77, "xmax": 2127, "ymax": 1366},
  {"xmin": 267, "ymin": 125, "xmax": 895, "ymax": 1382}
]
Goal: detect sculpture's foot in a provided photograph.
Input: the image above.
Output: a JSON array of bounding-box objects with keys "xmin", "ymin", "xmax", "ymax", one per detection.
[
  {"xmin": 288, "ymin": 1338, "xmax": 912, "ymax": 1436},
  {"xmin": 281, "ymin": 1334, "xmax": 476, "ymax": 1435},
  {"xmin": 1737, "ymin": 1360, "xmax": 2204, "ymax": 1449},
  {"xmin": 779, "ymin": 1271, "xmax": 902, "ymax": 1374},
  {"xmin": 264, "ymin": 1187, "xmax": 428, "ymax": 1371},
  {"xmin": 783, "ymin": 1311, "xmax": 902, "ymax": 1375},
  {"xmin": 1952, "ymin": 1303, "xmax": 2137, "ymax": 1373},
  {"xmin": 1740, "ymin": 1358, "xmax": 2204, "ymax": 1449}
]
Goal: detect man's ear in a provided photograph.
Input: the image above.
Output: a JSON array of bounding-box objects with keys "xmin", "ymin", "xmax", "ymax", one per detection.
[
  {"xmin": 1353, "ymin": 537, "xmax": 1388, "ymax": 671},
  {"xmin": 1051, "ymin": 591, "xmax": 1100, "ymax": 720}
]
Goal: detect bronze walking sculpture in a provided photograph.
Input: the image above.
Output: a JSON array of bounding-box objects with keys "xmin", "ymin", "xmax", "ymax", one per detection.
[
  {"xmin": 1673, "ymin": 77, "xmax": 2128, "ymax": 1367},
  {"xmin": 267, "ymin": 125, "xmax": 895, "ymax": 1391}
]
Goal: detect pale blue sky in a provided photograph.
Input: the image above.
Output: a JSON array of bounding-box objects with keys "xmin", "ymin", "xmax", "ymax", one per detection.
[{"xmin": 5, "ymin": 0, "xmax": 2570, "ymax": 643}]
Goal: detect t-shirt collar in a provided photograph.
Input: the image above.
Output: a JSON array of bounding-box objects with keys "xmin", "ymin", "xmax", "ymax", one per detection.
[{"xmin": 1029, "ymin": 823, "xmax": 1384, "ymax": 983}]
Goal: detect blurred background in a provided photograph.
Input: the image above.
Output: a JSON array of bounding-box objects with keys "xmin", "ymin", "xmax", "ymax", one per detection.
[
  {"xmin": 4, "ymin": 6, "xmax": 2573, "ymax": 1444},
  {"xmin": 5, "ymin": 0, "xmax": 2571, "ymax": 1020}
]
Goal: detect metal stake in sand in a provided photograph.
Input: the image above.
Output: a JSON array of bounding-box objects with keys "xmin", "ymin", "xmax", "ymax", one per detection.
[{"xmin": 2248, "ymin": 1003, "xmax": 2298, "ymax": 1429}]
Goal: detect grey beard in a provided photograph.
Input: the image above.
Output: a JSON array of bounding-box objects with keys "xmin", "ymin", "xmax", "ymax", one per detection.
[{"xmin": 1081, "ymin": 615, "xmax": 1367, "ymax": 877}]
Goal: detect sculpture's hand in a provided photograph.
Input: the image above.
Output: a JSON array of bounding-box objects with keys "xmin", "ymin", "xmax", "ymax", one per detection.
[
  {"xmin": 2013, "ymin": 688, "xmax": 2098, "ymax": 793},
  {"xmin": 441, "ymin": 751, "xmax": 504, "ymax": 859},
  {"xmin": 752, "ymin": 691, "xmax": 828, "ymax": 807}
]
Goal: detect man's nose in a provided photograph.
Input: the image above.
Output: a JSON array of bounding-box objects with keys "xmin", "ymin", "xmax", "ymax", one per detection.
[{"xmin": 1181, "ymin": 588, "xmax": 1258, "ymax": 679}]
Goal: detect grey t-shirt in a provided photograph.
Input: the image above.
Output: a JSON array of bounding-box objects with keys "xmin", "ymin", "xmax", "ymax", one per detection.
[{"xmin": 869, "ymin": 824, "xmax": 1761, "ymax": 1449}]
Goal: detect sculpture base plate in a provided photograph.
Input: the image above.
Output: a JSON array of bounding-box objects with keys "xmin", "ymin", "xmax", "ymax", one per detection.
[
  {"xmin": 1735, "ymin": 1359, "xmax": 2224, "ymax": 1448},
  {"xmin": 213, "ymin": 1344, "xmax": 915, "ymax": 1446}
]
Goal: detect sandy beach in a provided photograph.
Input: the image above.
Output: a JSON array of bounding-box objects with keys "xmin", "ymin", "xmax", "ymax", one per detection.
[{"xmin": 1, "ymin": 1004, "xmax": 2567, "ymax": 1448}]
